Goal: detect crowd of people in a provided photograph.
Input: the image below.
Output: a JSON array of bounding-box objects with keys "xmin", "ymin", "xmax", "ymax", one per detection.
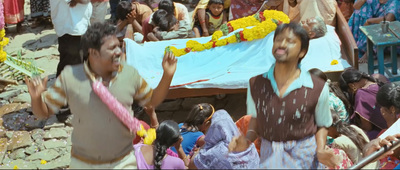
[{"xmin": 0, "ymin": 0, "xmax": 399, "ymax": 169}]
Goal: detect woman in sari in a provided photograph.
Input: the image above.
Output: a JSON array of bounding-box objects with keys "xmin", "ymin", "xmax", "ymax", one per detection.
[
  {"xmin": 188, "ymin": 109, "xmax": 260, "ymax": 169},
  {"xmin": 3, "ymin": 0, "xmax": 24, "ymax": 32},
  {"xmin": 348, "ymin": 0, "xmax": 398, "ymax": 63},
  {"xmin": 339, "ymin": 68, "xmax": 387, "ymax": 140}
]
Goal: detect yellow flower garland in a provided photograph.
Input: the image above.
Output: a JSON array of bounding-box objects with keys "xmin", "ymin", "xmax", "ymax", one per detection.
[
  {"xmin": 0, "ymin": 29, "xmax": 9, "ymax": 62},
  {"xmin": 137, "ymin": 124, "xmax": 157, "ymax": 145},
  {"xmin": 165, "ymin": 10, "xmax": 290, "ymax": 57}
]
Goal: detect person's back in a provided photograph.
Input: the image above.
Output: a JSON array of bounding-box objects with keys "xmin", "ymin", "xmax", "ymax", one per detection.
[{"xmin": 134, "ymin": 120, "xmax": 186, "ymax": 169}]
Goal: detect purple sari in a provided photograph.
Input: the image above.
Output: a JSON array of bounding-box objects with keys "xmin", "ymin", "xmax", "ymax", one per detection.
[
  {"xmin": 193, "ymin": 110, "xmax": 260, "ymax": 169},
  {"xmin": 353, "ymin": 84, "xmax": 387, "ymax": 140}
]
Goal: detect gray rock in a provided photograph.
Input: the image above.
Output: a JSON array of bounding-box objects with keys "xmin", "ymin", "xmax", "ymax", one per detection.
[
  {"xmin": 4, "ymin": 85, "xmax": 28, "ymax": 93},
  {"xmin": 5, "ymin": 131, "xmax": 13, "ymax": 139},
  {"xmin": 36, "ymin": 34, "xmax": 58, "ymax": 50},
  {"xmin": 25, "ymin": 149, "xmax": 60, "ymax": 161},
  {"xmin": 156, "ymin": 99, "xmax": 183, "ymax": 111},
  {"xmin": 37, "ymin": 154, "xmax": 70, "ymax": 169},
  {"xmin": 0, "ymin": 89, "xmax": 21, "ymax": 100},
  {"xmin": 44, "ymin": 115, "xmax": 64, "ymax": 130},
  {"xmin": 8, "ymin": 131, "xmax": 33, "ymax": 151},
  {"xmin": 43, "ymin": 139, "xmax": 67, "ymax": 149},
  {"xmin": 24, "ymin": 117, "xmax": 46, "ymax": 131},
  {"xmin": 25, "ymin": 144, "xmax": 39, "ymax": 155},
  {"xmin": 31, "ymin": 47, "xmax": 59, "ymax": 59},
  {"xmin": 11, "ymin": 93, "xmax": 31, "ymax": 104},
  {"xmin": 2, "ymin": 112, "xmax": 30, "ymax": 131},
  {"xmin": 172, "ymin": 110, "xmax": 191, "ymax": 123},
  {"xmin": 43, "ymin": 128, "xmax": 68, "ymax": 139},
  {"xmin": 31, "ymin": 129, "xmax": 45, "ymax": 142},
  {"xmin": 0, "ymin": 138, "xmax": 8, "ymax": 164},
  {"xmin": 181, "ymin": 97, "xmax": 216, "ymax": 110},
  {"xmin": 9, "ymin": 148, "xmax": 26, "ymax": 160},
  {"xmin": 1, "ymin": 159, "xmax": 38, "ymax": 169},
  {"xmin": 66, "ymin": 136, "xmax": 71, "ymax": 146},
  {"xmin": 1, "ymin": 155, "xmax": 11, "ymax": 165}
]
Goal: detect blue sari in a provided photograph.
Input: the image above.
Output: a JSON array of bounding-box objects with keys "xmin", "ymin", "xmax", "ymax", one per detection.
[{"xmin": 348, "ymin": 0, "xmax": 399, "ymax": 58}]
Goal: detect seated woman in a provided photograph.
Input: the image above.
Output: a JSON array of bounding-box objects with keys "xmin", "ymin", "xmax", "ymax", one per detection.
[
  {"xmin": 134, "ymin": 120, "xmax": 186, "ymax": 169},
  {"xmin": 348, "ymin": 0, "xmax": 399, "ymax": 63},
  {"xmin": 188, "ymin": 109, "xmax": 260, "ymax": 169},
  {"xmin": 339, "ymin": 68, "xmax": 387, "ymax": 140},
  {"xmin": 375, "ymin": 82, "xmax": 400, "ymax": 169}
]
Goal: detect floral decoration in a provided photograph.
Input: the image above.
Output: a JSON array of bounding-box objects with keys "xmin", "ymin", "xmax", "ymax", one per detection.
[
  {"xmin": 165, "ymin": 10, "xmax": 290, "ymax": 57},
  {"xmin": 0, "ymin": 29, "xmax": 9, "ymax": 62},
  {"xmin": 137, "ymin": 124, "xmax": 157, "ymax": 145}
]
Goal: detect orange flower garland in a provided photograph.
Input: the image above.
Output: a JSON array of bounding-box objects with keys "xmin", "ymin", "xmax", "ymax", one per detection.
[{"xmin": 165, "ymin": 10, "xmax": 290, "ymax": 57}]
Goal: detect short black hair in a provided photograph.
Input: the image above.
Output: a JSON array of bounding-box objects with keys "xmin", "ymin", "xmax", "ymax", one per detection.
[
  {"xmin": 158, "ymin": 0, "xmax": 175, "ymax": 14},
  {"xmin": 81, "ymin": 22, "xmax": 116, "ymax": 61},
  {"xmin": 273, "ymin": 22, "xmax": 310, "ymax": 64},
  {"xmin": 153, "ymin": 9, "xmax": 177, "ymax": 31},
  {"xmin": 208, "ymin": 0, "xmax": 224, "ymax": 6},
  {"xmin": 116, "ymin": 1, "xmax": 132, "ymax": 20}
]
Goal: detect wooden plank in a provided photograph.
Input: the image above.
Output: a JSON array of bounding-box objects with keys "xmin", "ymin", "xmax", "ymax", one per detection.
[{"xmin": 335, "ymin": 5, "xmax": 358, "ymax": 70}]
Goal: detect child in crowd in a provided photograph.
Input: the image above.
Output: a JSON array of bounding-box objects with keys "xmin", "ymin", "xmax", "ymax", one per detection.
[
  {"xmin": 309, "ymin": 68, "xmax": 351, "ymax": 123},
  {"xmin": 134, "ymin": 120, "xmax": 186, "ymax": 169},
  {"xmin": 376, "ymin": 82, "xmax": 400, "ymax": 169},
  {"xmin": 115, "ymin": 1, "xmax": 153, "ymax": 42},
  {"xmin": 170, "ymin": 103, "xmax": 214, "ymax": 155},
  {"xmin": 147, "ymin": 9, "xmax": 193, "ymax": 41},
  {"xmin": 193, "ymin": 0, "xmax": 225, "ymax": 37}
]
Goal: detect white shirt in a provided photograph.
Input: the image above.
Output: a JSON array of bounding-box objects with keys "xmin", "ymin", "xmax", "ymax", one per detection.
[{"xmin": 50, "ymin": 0, "xmax": 93, "ymax": 37}]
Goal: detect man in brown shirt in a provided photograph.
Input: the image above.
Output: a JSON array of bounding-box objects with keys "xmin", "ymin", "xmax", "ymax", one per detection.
[{"xmin": 25, "ymin": 22, "xmax": 177, "ymax": 168}]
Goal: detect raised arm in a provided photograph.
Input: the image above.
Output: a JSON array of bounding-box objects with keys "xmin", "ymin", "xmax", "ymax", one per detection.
[
  {"xmin": 25, "ymin": 76, "xmax": 52, "ymax": 119},
  {"xmin": 147, "ymin": 52, "xmax": 177, "ymax": 107}
]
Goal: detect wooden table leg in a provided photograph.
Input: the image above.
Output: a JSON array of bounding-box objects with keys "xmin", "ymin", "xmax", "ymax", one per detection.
[
  {"xmin": 367, "ymin": 39, "xmax": 374, "ymax": 74},
  {"xmin": 391, "ymin": 45, "xmax": 398, "ymax": 75},
  {"xmin": 377, "ymin": 46, "xmax": 385, "ymax": 74}
]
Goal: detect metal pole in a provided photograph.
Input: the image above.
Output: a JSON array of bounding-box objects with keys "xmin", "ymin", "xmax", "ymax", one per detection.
[{"xmin": 349, "ymin": 139, "xmax": 400, "ymax": 169}]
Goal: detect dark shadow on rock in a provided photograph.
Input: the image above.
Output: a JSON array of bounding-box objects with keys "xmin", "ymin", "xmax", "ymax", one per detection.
[{"xmin": 22, "ymin": 33, "xmax": 58, "ymax": 51}]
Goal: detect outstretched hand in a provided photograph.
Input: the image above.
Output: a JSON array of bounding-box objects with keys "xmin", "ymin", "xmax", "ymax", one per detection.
[
  {"xmin": 24, "ymin": 76, "xmax": 48, "ymax": 99},
  {"xmin": 162, "ymin": 51, "xmax": 177, "ymax": 76},
  {"xmin": 364, "ymin": 134, "xmax": 400, "ymax": 159}
]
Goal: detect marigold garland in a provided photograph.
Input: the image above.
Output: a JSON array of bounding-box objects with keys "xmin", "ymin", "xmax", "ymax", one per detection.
[
  {"xmin": 0, "ymin": 29, "xmax": 9, "ymax": 62},
  {"xmin": 165, "ymin": 10, "xmax": 290, "ymax": 57},
  {"xmin": 137, "ymin": 124, "xmax": 157, "ymax": 145}
]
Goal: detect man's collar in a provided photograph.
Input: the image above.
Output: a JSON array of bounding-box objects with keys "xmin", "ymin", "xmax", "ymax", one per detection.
[{"xmin": 264, "ymin": 63, "xmax": 314, "ymax": 89}]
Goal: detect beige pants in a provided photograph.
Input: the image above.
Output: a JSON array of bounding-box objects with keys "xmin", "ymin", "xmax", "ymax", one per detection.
[
  {"xmin": 69, "ymin": 151, "xmax": 137, "ymax": 169},
  {"xmin": 90, "ymin": 1, "xmax": 108, "ymax": 25}
]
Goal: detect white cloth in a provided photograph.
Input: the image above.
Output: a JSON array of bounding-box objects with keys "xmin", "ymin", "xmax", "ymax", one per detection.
[
  {"xmin": 90, "ymin": 1, "xmax": 107, "ymax": 24},
  {"xmin": 50, "ymin": 0, "xmax": 93, "ymax": 37},
  {"xmin": 125, "ymin": 25, "xmax": 350, "ymax": 90}
]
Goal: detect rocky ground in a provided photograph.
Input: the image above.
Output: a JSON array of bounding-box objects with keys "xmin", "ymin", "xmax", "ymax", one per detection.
[{"xmin": 0, "ymin": 0, "xmax": 246, "ymax": 169}]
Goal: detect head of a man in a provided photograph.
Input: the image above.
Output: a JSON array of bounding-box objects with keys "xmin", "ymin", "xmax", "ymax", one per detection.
[
  {"xmin": 300, "ymin": 16, "xmax": 327, "ymax": 39},
  {"xmin": 152, "ymin": 9, "xmax": 178, "ymax": 31},
  {"xmin": 272, "ymin": 22, "xmax": 310, "ymax": 64},
  {"xmin": 158, "ymin": 0, "xmax": 175, "ymax": 15},
  {"xmin": 116, "ymin": 1, "xmax": 132, "ymax": 21},
  {"xmin": 81, "ymin": 22, "xmax": 122, "ymax": 73}
]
